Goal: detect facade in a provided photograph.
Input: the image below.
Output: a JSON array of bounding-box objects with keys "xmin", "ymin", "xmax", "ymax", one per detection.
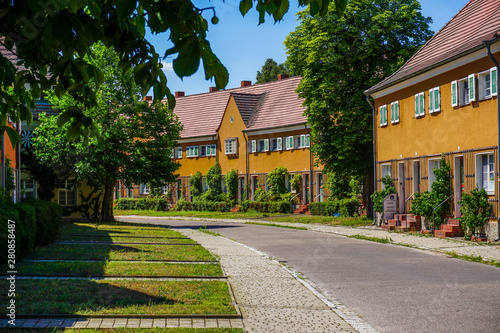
[
  {"xmin": 120, "ymin": 76, "xmax": 328, "ymax": 204},
  {"xmin": 365, "ymin": 0, "xmax": 500, "ymax": 241}
]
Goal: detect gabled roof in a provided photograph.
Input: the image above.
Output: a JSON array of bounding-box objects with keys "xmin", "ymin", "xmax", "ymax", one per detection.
[
  {"xmin": 172, "ymin": 76, "xmax": 306, "ymax": 139},
  {"xmin": 366, "ymin": 0, "xmax": 500, "ymax": 95},
  {"xmin": 0, "ymin": 39, "xmax": 26, "ymax": 71}
]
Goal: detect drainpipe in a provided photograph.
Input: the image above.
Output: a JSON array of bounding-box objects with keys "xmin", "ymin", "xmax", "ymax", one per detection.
[
  {"xmin": 16, "ymin": 120, "xmax": 21, "ymax": 203},
  {"xmin": 305, "ymin": 124, "xmax": 313, "ymax": 203},
  {"xmin": 1, "ymin": 134, "xmax": 4, "ymax": 189},
  {"xmin": 212, "ymin": 135, "xmax": 218, "ymax": 163},
  {"xmin": 366, "ymin": 95, "xmax": 377, "ymax": 225},
  {"xmin": 484, "ymin": 39, "xmax": 500, "ymax": 242},
  {"xmin": 243, "ymin": 132, "xmax": 249, "ymax": 200}
]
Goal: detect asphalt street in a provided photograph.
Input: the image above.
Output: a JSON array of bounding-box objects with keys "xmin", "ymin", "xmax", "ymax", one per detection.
[{"xmin": 120, "ymin": 217, "xmax": 500, "ymax": 333}]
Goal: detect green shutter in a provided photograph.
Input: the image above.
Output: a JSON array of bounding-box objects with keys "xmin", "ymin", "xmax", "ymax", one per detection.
[
  {"xmin": 420, "ymin": 93, "xmax": 424, "ymax": 115},
  {"xmin": 451, "ymin": 81, "xmax": 458, "ymax": 107},
  {"xmin": 380, "ymin": 106, "xmax": 384, "ymax": 125},
  {"xmin": 492, "ymin": 68, "xmax": 498, "ymax": 96},
  {"xmin": 468, "ymin": 74, "xmax": 476, "ymax": 102},
  {"xmin": 277, "ymin": 138, "xmax": 282, "ymax": 150},
  {"xmin": 264, "ymin": 139, "xmax": 269, "ymax": 151},
  {"xmin": 306, "ymin": 135, "xmax": 310, "ymax": 147},
  {"xmin": 415, "ymin": 94, "xmax": 419, "ymax": 117},
  {"xmin": 434, "ymin": 87, "xmax": 440, "ymax": 111},
  {"xmin": 429, "ymin": 89, "xmax": 434, "ymax": 112}
]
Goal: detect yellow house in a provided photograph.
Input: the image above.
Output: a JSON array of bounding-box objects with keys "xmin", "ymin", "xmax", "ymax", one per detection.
[
  {"xmin": 125, "ymin": 76, "xmax": 328, "ymax": 205},
  {"xmin": 365, "ymin": 0, "xmax": 500, "ymax": 241}
]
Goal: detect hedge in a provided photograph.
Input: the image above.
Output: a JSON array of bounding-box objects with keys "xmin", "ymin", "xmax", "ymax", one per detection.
[
  {"xmin": 116, "ymin": 197, "xmax": 171, "ymax": 211},
  {"xmin": 1, "ymin": 198, "xmax": 62, "ymax": 266},
  {"xmin": 240, "ymin": 200, "xmax": 291, "ymax": 214},
  {"xmin": 309, "ymin": 197, "xmax": 360, "ymax": 217},
  {"xmin": 174, "ymin": 199, "xmax": 229, "ymax": 212}
]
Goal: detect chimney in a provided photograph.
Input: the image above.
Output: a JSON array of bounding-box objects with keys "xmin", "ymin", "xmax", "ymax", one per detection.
[
  {"xmin": 143, "ymin": 96, "xmax": 153, "ymax": 101},
  {"xmin": 209, "ymin": 87, "xmax": 218, "ymax": 93},
  {"xmin": 241, "ymin": 80, "xmax": 252, "ymax": 87},
  {"xmin": 175, "ymin": 91, "xmax": 185, "ymax": 98},
  {"xmin": 278, "ymin": 74, "xmax": 289, "ymax": 80}
]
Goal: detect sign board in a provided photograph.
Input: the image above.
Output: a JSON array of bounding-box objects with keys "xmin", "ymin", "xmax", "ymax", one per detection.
[{"xmin": 383, "ymin": 194, "xmax": 398, "ymax": 220}]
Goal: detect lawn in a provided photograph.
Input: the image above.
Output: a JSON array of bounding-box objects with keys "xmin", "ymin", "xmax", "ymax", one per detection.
[
  {"xmin": 58, "ymin": 236, "xmax": 197, "ymax": 244},
  {"xmin": 15, "ymin": 261, "xmax": 223, "ymax": 277},
  {"xmin": 61, "ymin": 223, "xmax": 187, "ymax": 238},
  {"xmin": 113, "ymin": 209, "xmax": 372, "ymax": 227},
  {"xmin": 31, "ymin": 243, "xmax": 215, "ymax": 261},
  {"xmin": 0, "ymin": 280, "xmax": 236, "ymax": 315}
]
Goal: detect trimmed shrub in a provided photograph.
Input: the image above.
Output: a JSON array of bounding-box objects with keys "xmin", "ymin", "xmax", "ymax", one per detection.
[
  {"xmin": 24, "ymin": 199, "xmax": 63, "ymax": 246},
  {"xmin": 309, "ymin": 198, "xmax": 360, "ymax": 217},
  {"xmin": 239, "ymin": 200, "xmax": 291, "ymax": 214},
  {"xmin": 0, "ymin": 208, "xmax": 20, "ymax": 266},
  {"xmin": 173, "ymin": 199, "xmax": 229, "ymax": 212},
  {"xmin": 116, "ymin": 197, "xmax": 171, "ymax": 211},
  {"xmin": 14, "ymin": 203, "xmax": 37, "ymax": 257}
]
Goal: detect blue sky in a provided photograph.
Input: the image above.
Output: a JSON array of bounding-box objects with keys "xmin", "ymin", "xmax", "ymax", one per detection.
[{"xmin": 147, "ymin": 0, "xmax": 470, "ymax": 96}]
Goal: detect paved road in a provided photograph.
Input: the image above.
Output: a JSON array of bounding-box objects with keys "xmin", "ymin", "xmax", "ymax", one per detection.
[{"xmin": 120, "ymin": 217, "xmax": 500, "ymax": 333}]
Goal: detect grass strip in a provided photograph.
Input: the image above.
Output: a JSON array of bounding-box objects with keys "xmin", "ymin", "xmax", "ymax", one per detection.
[
  {"xmin": 31, "ymin": 329, "xmax": 244, "ymax": 333},
  {"xmin": 244, "ymin": 222, "xmax": 307, "ymax": 230},
  {"xmin": 31, "ymin": 244, "xmax": 214, "ymax": 261},
  {"xmin": 0, "ymin": 280, "xmax": 236, "ymax": 315},
  {"xmin": 348, "ymin": 234, "xmax": 393, "ymax": 243},
  {"xmin": 56, "ymin": 240, "xmax": 199, "ymax": 245},
  {"xmin": 445, "ymin": 251, "xmax": 500, "ymax": 268},
  {"xmin": 13, "ymin": 261, "xmax": 223, "ymax": 277},
  {"xmin": 113, "ymin": 210, "xmax": 275, "ymax": 219},
  {"xmin": 61, "ymin": 223, "xmax": 185, "ymax": 238}
]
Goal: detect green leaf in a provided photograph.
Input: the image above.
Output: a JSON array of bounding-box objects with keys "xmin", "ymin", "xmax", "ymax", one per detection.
[
  {"xmin": 4, "ymin": 126, "xmax": 21, "ymax": 148},
  {"xmin": 67, "ymin": 120, "xmax": 82, "ymax": 140},
  {"xmin": 57, "ymin": 108, "xmax": 81, "ymax": 128},
  {"xmin": 116, "ymin": 0, "xmax": 137, "ymax": 19},
  {"xmin": 173, "ymin": 38, "xmax": 201, "ymax": 78},
  {"xmin": 239, "ymin": 0, "xmax": 253, "ymax": 16}
]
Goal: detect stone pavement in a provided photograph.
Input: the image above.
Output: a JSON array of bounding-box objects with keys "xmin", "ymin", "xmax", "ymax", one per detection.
[{"xmin": 122, "ymin": 215, "xmax": 500, "ymax": 262}]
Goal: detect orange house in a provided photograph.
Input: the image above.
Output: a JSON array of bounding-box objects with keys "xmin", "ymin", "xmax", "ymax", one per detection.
[
  {"xmin": 124, "ymin": 76, "xmax": 328, "ymax": 204},
  {"xmin": 365, "ymin": 0, "xmax": 500, "ymax": 241},
  {"xmin": 1, "ymin": 121, "xmax": 20, "ymax": 202}
]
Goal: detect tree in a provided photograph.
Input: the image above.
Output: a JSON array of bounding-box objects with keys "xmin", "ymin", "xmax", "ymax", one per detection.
[
  {"xmin": 256, "ymin": 58, "xmax": 291, "ymax": 83},
  {"xmin": 0, "ymin": 0, "xmax": 348, "ymax": 145},
  {"xmin": 204, "ymin": 163, "xmax": 223, "ymax": 201},
  {"xmin": 32, "ymin": 44, "xmax": 182, "ymax": 221},
  {"xmin": 266, "ymin": 166, "xmax": 289, "ymax": 199},
  {"xmin": 225, "ymin": 169, "xmax": 239, "ymax": 203},
  {"xmin": 189, "ymin": 171, "xmax": 203, "ymax": 200},
  {"xmin": 284, "ymin": 0, "xmax": 433, "ymax": 217}
]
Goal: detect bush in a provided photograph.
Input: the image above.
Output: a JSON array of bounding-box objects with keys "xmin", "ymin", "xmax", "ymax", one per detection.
[
  {"xmin": 14, "ymin": 203, "xmax": 37, "ymax": 257},
  {"xmin": 0, "ymin": 207, "xmax": 20, "ymax": 266},
  {"xmin": 309, "ymin": 197, "xmax": 360, "ymax": 217},
  {"xmin": 24, "ymin": 199, "xmax": 63, "ymax": 246},
  {"xmin": 173, "ymin": 198, "xmax": 230, "ymax": 212},
  {"xmin": 225, "ymin": 169, "xmax": 239, "ymax": 201},
  {"xmin": 371, "ymin": 175, "xmax": 396, "ymax": 213},
  {"xmin": 116, "ymin": 197, "xmax": 170, "ymax": 211},
  {"xmin": 239, "ymin": 200, "xmax": 291, "ymax": 214},
  {"xmin": 459, "ymin": 187, "xmax": 492, "ymax": 240}
]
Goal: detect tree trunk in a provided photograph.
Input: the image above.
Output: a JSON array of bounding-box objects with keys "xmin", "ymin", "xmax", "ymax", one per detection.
[
  {"xmin": 364, "ymin": 172, "xmax": 374, "ymax": 219},
  {"xmin": 100, "ymin": 179, "xmax": 115, "ymax": 222}
]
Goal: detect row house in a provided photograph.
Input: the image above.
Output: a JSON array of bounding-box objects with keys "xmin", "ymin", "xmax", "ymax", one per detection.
[
  {"xmin": 365, "ymin": 0, "xmax": 500, "ymax": 241},
  {"xmin": 120, "ymin": 76, "xmax": 328, "ymax": 204}
]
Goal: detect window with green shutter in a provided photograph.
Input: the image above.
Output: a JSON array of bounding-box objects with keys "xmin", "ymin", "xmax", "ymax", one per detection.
[
  {"xmin": 379, "ymin": 105, "xmax": 387, "ymax": 126},
  {"xmin": 264, "ymin": 139, "xmax": 269, "ymax": 151},
  {"xmin": 415, "ymin": 92, "xmax": 425, "ymax": 117},
  {"xmin": 251, "ymin": 140, "xmax": 256, "ymax": 153},
  {"xmin": 468, "ymin": 74, "xmax": 476, "ymax": 102},
  {"xmin": 429, "ymin": 87, "xmax": 440, "ymax": 113},
  {"xmin": 390, "ymin": 101, "xmax": 399, "ymax": 124},
  {"xmin": 492, "ymin": 67, "xmax": 498, "ymax": 96},
  {"xmin": 306, "ymin": 134, "xmax": 310, "ymax": 147},
  {"xmin": 277, "ymin": 137, "xmax": 282, "ymax": 150}
]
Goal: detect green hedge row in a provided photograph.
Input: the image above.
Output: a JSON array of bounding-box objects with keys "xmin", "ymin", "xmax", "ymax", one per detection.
[
  {"xmin": 116, "ymin": 197, "xmax": 170, "ymax": 211},
  {"xmin": 240, "ymin": 200, "xmax": 291, "ymax": 214},
  {"xmin": 174, "ymin": 199, "xmax": 230, "ymax": 212},
  {"xmin": 1, "ymin": 198, "xmax": 63, "ymax": 266},
  {"xmin": 309, "ymin": 197, "xmax": 360, "ymax": 217}
]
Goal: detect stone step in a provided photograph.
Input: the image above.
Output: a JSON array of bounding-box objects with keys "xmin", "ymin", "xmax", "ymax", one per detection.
[
  {"xmin": 434, "ymin": 230, "xmax": 464, "ymax": 238},
  {"xmin": 442, "ymin": 224, "xmax": 462, "ymax": 232},
  {"xmin": 381, "ymin": 225, "xmax": 395, "ymax": 231},
  {"xmin": 447, "ymin": 218, "xmax": 461, "ymax": 226}
]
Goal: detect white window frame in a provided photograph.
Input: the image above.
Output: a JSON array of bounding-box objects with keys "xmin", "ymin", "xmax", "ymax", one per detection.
[
  {"xmin": 250, "ymin": 140, "xmax": 256, "ymax": 153},
  {"xmin": 428, "ymin": 87, "xmax": 440, "ymax": 113},
  {"xmin": 58, "ymin": 179, "xmax": 77, "ymax": 206},
  {"xmin": 428, "ymin": 158, "xmax": 441, "ymax": 190},
  {"xmin": 277, "ymin": 137, "xmax": 282, "ymax": 150},
  {"xmin": 491, "ymin": 67, "xmax": 498, "ymax": 97},
  {"xmin": 22, "ymin": 178, "xmax": 36, "ymax": 199},
  {"xmin": 468, "ymin": 73, "xmax": 476, "ymax": 102},
  {"xmin": 380, "ymin": 164, "xmax": 391, "ymax": 190},
  {"xmin": 140, "ymin": 183, "xmax": 150, "ymax": 195},
  {"xmin": 458, "ymin": 77, "xmax": 470, "ymax": 106},
  {"xmin": 161, "ymin": 185, "xmax": 169, "ymax": 195},
  {"xmin": 379, "ymin": 105, "xmax": 387, "ymax": 126},
  {"xmin": 475, "ymin": 152, "xmax": 495, "ymax": 195},
  {"xmin": 305, "ymin": 134, "xmax": 310, "ymax": 148},
  {"xmin": 264, "ymin": 138, "xmax": 269, "ymax": 152},
  {"xmin": 206, "ymin": 144, "xmax": 216, "ymax": 156},
  {"xmin": 415, "ymin": 92, "xmax": 425, "ymax": 117},
  {"xmin": 270, "ymin": 138, "xmax": 278, "ymax": 152},
  {"xmin": 176, "ymin": 147, "xmax": 183, "ymax": 159},
  {"xmin": 390, "ymin": 101, "xmax": 399, "ymax": 124},
  {"xmin": 451, "ymin": 80, "xmax": 458, "ymax": 107},
  {"xmin": 285, "ymin": 136, "xmax": 294, "ymax": 150},
  {"xmin": 225, "ymin": 138, "xmax": 237, "ymax": 155},
  {"xmin": 478, "ymin": 70, "xmax": 492, "ymax": 101}
]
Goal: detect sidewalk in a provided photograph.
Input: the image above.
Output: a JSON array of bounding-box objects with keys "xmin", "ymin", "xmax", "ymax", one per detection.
[{"xmin": 125, "ymin": 215, "xmax": 500, "ymax": 263}]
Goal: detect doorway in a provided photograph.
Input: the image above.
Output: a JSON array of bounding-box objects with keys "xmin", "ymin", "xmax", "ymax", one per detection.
[
  {"xmin": 398, "ymin": 163, "xmax": 405, "ymax": 213},
  {"xmin": 454, "ymin": 156, "xmax": 464, "ymax": 218},
  {"xmin": 304, "ymin": 173, "xmax": 310, "ymax": 204}
]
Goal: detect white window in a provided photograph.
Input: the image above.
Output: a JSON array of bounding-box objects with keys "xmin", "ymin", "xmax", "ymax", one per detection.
[
  {"xmin": 475, "ymin": 153, "xmax": 495, "ymax": 195},
  {"xmin": 250, "ymin": 140, "xmax": 256, "ymax": 153},
  {"xmin": 459, "ymin": 74, "xmax": 475, "ymax": 105},
  {"xmin": 415, "ymin": 92, "xmax": 425, "ymax": 117},
  {"xmin": 140, "ymin": 183, "xmax": 150, "ymax": 195},
  {"xmin": 258, "ymin": 140, "xmax": 265, "ymax": 152},
  {"xmin": 428, "ymin": 87, "xmax": 440, "ymax": 113},
  {"xmin": 381, "ymin": 164, "xmax": 391, "ymax": 189},
  {"xmin": 277, "ymin": 137, "xmax": 282, "ymax": 150},
  {"xmin": 390, "ymin": 101, "xmax": 399, "ymax": 123},
  {"xmin": 186, "ymin": 146, "xmax": 199, "ymax": 157},
  {"xmin": 305, "ymin": 134, "xmax": 310, "ymax": 147},
  {"xmin": 58, "ymin": 179, "xmax": 77, "ymax": 206},
  {"xmin": 161, "ymin": 185, "xmax": 169, "ymax": 195},
  {"xmin": 428, "ymin": 159, "xmax": 441, "ymax": 190},
  {"xmin": 479, "ymin": 68, "xmax": 498, "ymax": 100},
  {"xmin": 451, "ymin": 80, "xmax": 458, "ymax": 107},
  {"xmin": 264, "ymin": 139, "xmax": 269, "ymax": 152},
  {"xmin": 271, "ymin": 138, "xmax": 278, "ymax": 151},
  {"xmin": 200, "ymin": 145, "xmax": 207, "ymax": 157},
  {"xmin": 285, "ymin": 136, "xmax": 294, "ymax": 150},
  {"xmin": 225, "ymin": 138, "xmax": 237, "ymax": 155},
  {"xmin": 176, "ymin": 147, "xmax": 183, "ymax": 159},
  {"xmin": 205, "ymin": 144, "xmax": 216, "ymax": 156},
  {"xmin": 22, "ymin": 179, "xmax": 36, "ymax": 199},
  {"xmin": 379, "ymin": 105, "xmax": 387, "ymax": 126}
]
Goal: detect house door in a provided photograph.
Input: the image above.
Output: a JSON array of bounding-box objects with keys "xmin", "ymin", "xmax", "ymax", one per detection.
[
  {"xmin": 238, "ymin": 177, "xmax": 245, "ymax": 202},
  {"xmin": 398, "ymin": 163, "xmax": 405, "ymax": 213},
  {"xmin": 304, "ymin": 174, "xmax": 310, "ymax": 204},
  {"xmin": 115, "ymin": 181, "xmax": 120, "ymax": 200},
  {"xmin": 317, "ymin": 173, "xmax": 323, "ymax": 202},
  {"xmin": 454, "ymin": 156, "xmax": 464, "ymax": 218},
  {"xmin": 413, "ymin": 161, "xmax": 420, "ymax": 194}
]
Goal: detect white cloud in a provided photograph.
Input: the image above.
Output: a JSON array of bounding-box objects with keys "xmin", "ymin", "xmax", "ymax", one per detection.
[{"xmin": 160, "ymin": 61, "xmax": 173, "ymax": 72}]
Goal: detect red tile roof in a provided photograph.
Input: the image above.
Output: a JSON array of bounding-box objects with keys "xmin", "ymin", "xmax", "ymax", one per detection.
[
  {"xmin": 366, "ymin": 0, "xmax": 500, "ymax": 94},
  {"xmin": 172, "ymin": 76, "xmax": 306, "ymax": 138}
]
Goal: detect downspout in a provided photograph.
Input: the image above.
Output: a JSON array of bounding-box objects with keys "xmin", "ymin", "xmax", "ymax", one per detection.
[
  {"xmin": 212, "ymin": 135, "xmax": 218, "ymax": 164},
  {"xmin": 16, "ymin": 120, "xmax": 21, "ymax": 203},
  {"xmin": 484, "ymin": 40, "xmax": 500, "ymax": 242},
  {"xmin": 366, "ymin": 95, "xmax": 377, "ymax": 225},
  {"xmin": 1, "ymin": 134, "xmax": 4, "ymax": 189},
  {"xmin": 243, "ymin": 132, "xmax": 249, "ymax": 200},
  {"xmin": 305, "ymin": 124, "xmax": 313, "ymax": 203}
]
